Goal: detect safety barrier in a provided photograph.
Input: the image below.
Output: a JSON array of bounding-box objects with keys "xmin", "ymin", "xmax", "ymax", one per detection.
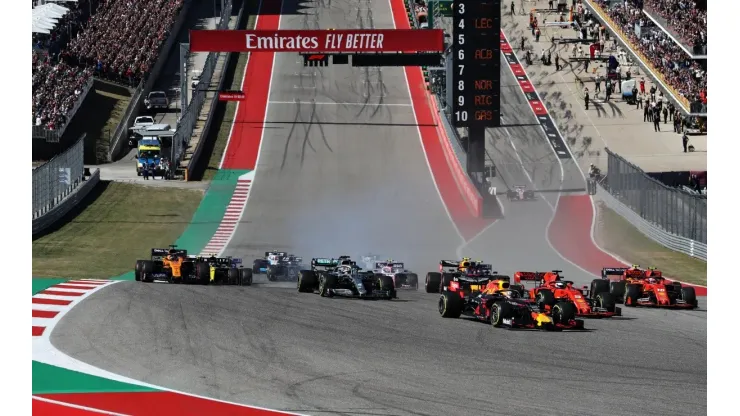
[
  {"xmin": 32, "ymin": 169, "xmax": 100, "ymax": 236},
  {"xmin": 32, "ymin": 133, "xmax": 101, "ymax": 235},
  {"xmin": 173, "ymin": 0, "xmax": 234, "ymax": 174},
  {"xmin": 186, "ymin": 0, "xmax": 244, "ymax": 180},
  {"xmin": 596, "ymin": 182, "xmax": 706, "ymax": 261}
]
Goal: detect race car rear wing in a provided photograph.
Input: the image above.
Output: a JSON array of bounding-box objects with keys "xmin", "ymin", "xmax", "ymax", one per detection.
[
  {"xmin": 311, "ymin": 258, "xmax": 338, "ymax": 270},
  {"xmin": 514, "ymin": 271, "xmax": 547, "ymax": 281},
  {"xmin": 151, "ymin": 247, "xmax": 187, "ymax": 261},
  {"xmin": 195, "ymin": 256, "xmax": 243, "ymax": 266},
  {"xmin": 601, "ymin": 267, "xmax": 629, "ymax": 278}
]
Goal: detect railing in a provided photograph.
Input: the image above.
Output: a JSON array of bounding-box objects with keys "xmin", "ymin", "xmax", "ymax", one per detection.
[
  {"xmin": 583, "ymin": 0, "xmax": 706, "ymax": 115},
  {"xmin": 107, "ymin": 80, "xmax": 143, "ymax": 160},
  {"xmin": 598, "ymin": 147, "xmax": 706, "ymax": 259},
  {"xmin": 32, "ymin": 77, "xmax": 94, "ymax": 143},
  {"xmin": 596, "ymin": 182, "xmax": 706, "ymax": 261},
  {"xmin": 172, "ymin": 0, "xmax": 233, "ymax": 171},
  {"xmin": 32, "ymin": 133, "xmax": 86, "ymax": 219}
]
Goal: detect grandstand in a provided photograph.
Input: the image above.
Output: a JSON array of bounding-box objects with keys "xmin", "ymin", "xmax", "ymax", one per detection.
[
  {"xmin": 587, "ymin": 0, "xmax": 706, "ymax": 114},
  {"xmin": 32, "ymin": 0, "xmax": 185, "ymax": 161}
]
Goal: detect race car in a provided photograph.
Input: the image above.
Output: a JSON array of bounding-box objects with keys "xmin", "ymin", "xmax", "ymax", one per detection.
[
  {"xmin": 252, "ymin": 250, "xmax": 287, "ymax": 274},
  {"xmin": 266, "ymin": 254, "xmax": 305, "ymax": 281},
  {"xmin": 513, "ymin": 270, "xmax": 620, "ymax": 318},
  {"xmin": 197, "ymin": 254, "xmax": 253, "ymax": 285},
  {"xmin": 372, "ymin": 259, "xmax": 419, "ymax": 289},
  {"xmin": 506, "ymin": 185, "xmax": 535, "ymax": 201},
  {"xmin": 134, "ymin": 245, "xmax": 251, "ymax": 285},
  {"xmin": 297, "ymin": 256, "xmax": 396, "ymax": 299},
  {"xmin": 425, "ymin": 259, "xmax": 503, "ymax": 293},
  {"xmin": 438, "ymin": 276, "xmax": 584, "ymax": 330},
  {"xmin": 601, "ymin": 266, "xmax": 697, "ymax": 308}
]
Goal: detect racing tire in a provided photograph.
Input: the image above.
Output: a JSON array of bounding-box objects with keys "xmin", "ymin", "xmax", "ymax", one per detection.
[
  {"xmin": 319, "ymin": 274, "xmax": 337, "ymax": 297},
  {"xmin": 438, "ymin": 292, "xmax": 463, "ymax": 318},
  {"xmin": 228, "ymin": 268, "xmax": 240, "ymax": 285},
  {"xmin": 590, "ymin": 279, "xmax": 610, "ymax": 298},
  {"xmin": 610, "ymin": 280, "xmax": 627, "ymax": 301},
  {"xmin": 425, "ymin": 272, "xmax": 442, "ymax": 293},
  {"xmin": 595, "ymin": 292, "xmax": 617, "ymax": 313},
  {"xmin": 680, "ymin": 286, "xmax": 698, "ymax": 308},
  {"xmin": 196, "ymin": 262, "xmax": 210, "ymax": 285},
  {"xmin": 406, "ymin": 273, "xmax": 419, "ymax": 290},
  {"xmin": 240, "ymin": 268, "xmax": 253, "ymax": 286},
  {"xmin": 536, "ymin": 289, "xmax": 556, "ymax": 308},
  {"xmin": 378, "ymin": 275, "xmax": 396, "ymax": 300},
  {"xmin": 297, "ymin": 270, "xmax": 317, "ymax": 293},
  {"xmin": 552, "ymin": 302, "xmax": 576, "ymax": 324},
  {"xmin": 140, "ymin": 261, "xmax": 155, "ymax": 283},
  {"xmin": 135, "ymin": 260, "xmax": 145, "ymax": 281},
  {"xmin": 490, "ymin": 301, "xmax": 512, "ymax": 327},
  {"xmin": 624, "ymin": 284, "xmax": 642, "ymax": 307},
  {"xmin": 440, "ymin": 273, "xmax": 455, "ymax": 293}
]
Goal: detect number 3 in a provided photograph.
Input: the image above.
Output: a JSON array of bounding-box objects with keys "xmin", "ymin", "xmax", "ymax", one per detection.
[{"xmin": 458, "ymin": 3, "xmax": 465, "ymax": 14}]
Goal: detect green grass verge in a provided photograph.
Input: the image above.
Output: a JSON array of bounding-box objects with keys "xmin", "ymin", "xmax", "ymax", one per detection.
[
  {"xmin": 594, "ymin": 202, "xmax": 707, "ymax": 286},
  {"xmin": 32, "ymin": 182, "xmax": 202, "ymax": 279}
]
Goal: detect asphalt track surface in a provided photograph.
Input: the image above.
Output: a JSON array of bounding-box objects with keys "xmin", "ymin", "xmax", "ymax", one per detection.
[{"xmin": 52, "ymin": 1, "xmax": 707, "ymax": 415}]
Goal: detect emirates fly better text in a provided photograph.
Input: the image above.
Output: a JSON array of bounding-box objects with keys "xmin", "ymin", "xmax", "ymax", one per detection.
[{"xmin": 245, "ymin": 33, "xmax": 385, "ymax": 50}]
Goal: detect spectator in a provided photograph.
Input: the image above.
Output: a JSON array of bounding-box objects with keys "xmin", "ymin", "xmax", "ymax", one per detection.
[
  {"xmin": 642, "ymin": 0, "xmax": 707, "ymax": 50},
  {"xmin": 32, "ymin": 0, "xmax": 185, "ymax": 132},
  {"xmin": 592, "ymin": 0, "xmax": 707, "ymax": 108}
]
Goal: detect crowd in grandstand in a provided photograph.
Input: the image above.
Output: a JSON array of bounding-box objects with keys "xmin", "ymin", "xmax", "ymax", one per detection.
[
  {"xmin": 32, "ymin": 0, "xmax": 184, "ymax": 132},
  {"xmin": 592, "ymin": 0, "xmax": 706, "ymax": 106},
  {"xmin": 642, "ymin": 0, "xmax": 706, "ymax": 50},
  {"xmin": 64, "ymin": 0, "xmax": 184, "ymax": 85},
  {"xmin": 33, "ymin": 52, "xmax": 94, "ymax": 131}
]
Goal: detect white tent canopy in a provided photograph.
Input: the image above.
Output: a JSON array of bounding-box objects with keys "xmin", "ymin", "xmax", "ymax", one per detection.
[{"xmin": 32, "ymin": 3, "xmax": 70, "ymax": 34}]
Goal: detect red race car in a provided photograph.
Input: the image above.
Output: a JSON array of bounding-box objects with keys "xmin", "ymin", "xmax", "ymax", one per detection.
[
  {"xmin": 601, "ymin": 266, "xmax": 698, "ymax": 309},
  {"xmin": 513, "ymin": 270, "xmax": 621, "ymax": 318}
]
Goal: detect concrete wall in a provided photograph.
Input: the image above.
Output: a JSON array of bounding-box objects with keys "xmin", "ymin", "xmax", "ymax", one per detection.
[{"xmin": 32, "ymin": 169, "xmax": 101, "ymax": 236}]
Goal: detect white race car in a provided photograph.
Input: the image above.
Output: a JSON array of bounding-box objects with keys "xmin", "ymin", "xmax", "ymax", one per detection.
[
  {"xmin": 506, "ymin": 185, "xmax": 535, "ymax": 201},
  {"xmin": 373, "ymin": 260, "xmax": 419, "ymax": 290}
]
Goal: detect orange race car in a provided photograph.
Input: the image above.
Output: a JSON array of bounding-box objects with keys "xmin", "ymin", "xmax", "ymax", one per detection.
[
  {"xmin": 513, "ymin": 270, "xmax": 621, "ymax": 318},
  {"xmin": 601, "ymin": 266, "xmax": 698, "ymax": 309}
]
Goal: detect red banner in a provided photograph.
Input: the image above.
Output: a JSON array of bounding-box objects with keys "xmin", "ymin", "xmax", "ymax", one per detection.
[
  {"xmin": 189, "ymin": 29, "xmax": 444, "ymax": 53},
  {"xmin": 218, "ymin": 91, "xmax": 246, "ymax": 101}
]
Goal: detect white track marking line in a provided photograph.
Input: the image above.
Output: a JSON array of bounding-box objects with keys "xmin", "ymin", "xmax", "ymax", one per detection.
[
  {"xmin": 33, "ymin": 396, "xmax": 131, "ymax": 416},
  {"xmin": 32, "ymin": 303, "xmax": 68, "ymax": 312},
  {"xmin": 268, "ymin": 100, "xmax": 412, "ymax": 107},
  {"xmin": 38, "ymin": 287, "xmax": 90, "ymax": 293}
]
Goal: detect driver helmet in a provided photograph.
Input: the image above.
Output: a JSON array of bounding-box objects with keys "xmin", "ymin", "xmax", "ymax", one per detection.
[
  {"xmin": 501, "ymin": 289, "xmax": 519, "ymax": 298},
  {"xmin": 554, "ymin": 281, "xmax": 566, "ymax": 289},
  {"xmin": 647, "ymin": 277, "xmax": 657, "ymax": 284}
]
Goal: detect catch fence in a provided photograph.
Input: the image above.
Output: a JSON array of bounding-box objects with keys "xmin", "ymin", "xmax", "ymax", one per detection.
[
  {"xmin": 601, "ymin": 148, "xmax": 706, "ymax": 246},
  {"xmin": 32, "ymin": 134, "xmax": 86, "ymax": 219}
]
